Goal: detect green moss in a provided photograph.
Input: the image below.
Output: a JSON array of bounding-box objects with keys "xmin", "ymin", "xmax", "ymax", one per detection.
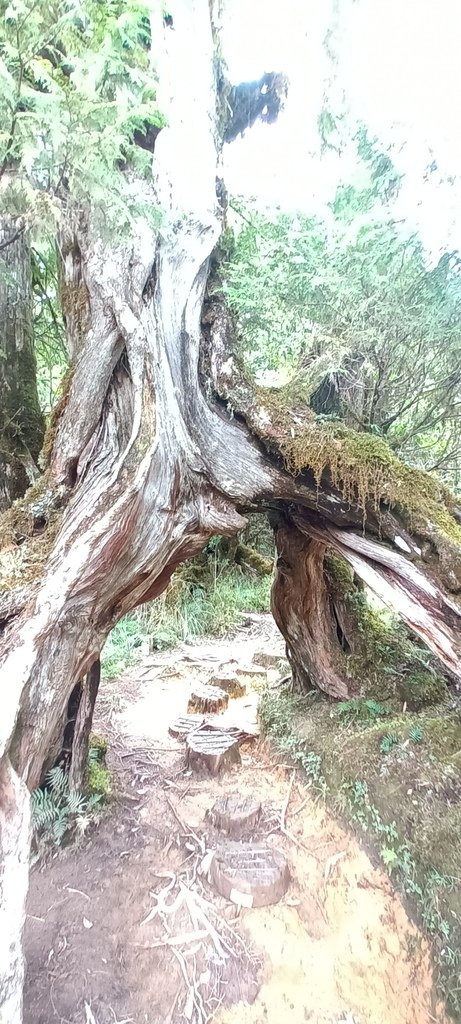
[
  {"xmin": 88, "ymin": 761, "xmax": 110, "ymax": 797},
  {"xmin": 238, "ymin": 386, "xmax": 461, "ymax": 558},
  {"xmin": 40, "ymin": 363, "xmax": 74, "ymax": 468},
  {"xmin": 397, "ymin": 672, "xmax": 448, "ymax": 711},
  {"xmin": 279, "ymin": 417, "xmax": 461, "ymax": 543},
  {"xmin": 324, "ymin": 553, "xmax": 355, "ymax": 594},
  {"xmin": 89, "ymin": 733, "xmax": 108, "ymax": 756},
  {"xmin": 411, "ymin": 714, "xmax": 461, "ymax": 761},
  {"xmin": 234, "ymin": 542, "xmax": 273, "ymax": 576},
  {"xmin": 88, "ymin": 734, "xmax": 110, "ymax": 798}
]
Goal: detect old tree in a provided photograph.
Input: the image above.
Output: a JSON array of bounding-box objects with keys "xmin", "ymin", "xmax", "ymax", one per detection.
[{"xmin": 1, "ymin": 1, "xmax": 461, "ymax": 1019}]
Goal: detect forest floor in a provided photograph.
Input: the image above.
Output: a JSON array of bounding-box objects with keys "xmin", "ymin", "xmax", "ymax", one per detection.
[{"xmin": 24, "ymin": 614, "xmax": 448, "ymax": 1024}]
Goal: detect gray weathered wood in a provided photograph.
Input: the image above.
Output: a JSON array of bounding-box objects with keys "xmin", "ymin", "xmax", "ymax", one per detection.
[
  {"xmin": 210, "ymin": 841, "xmax": 290, "ymax": 907},
  {"xmin": 208, "ymin": 794, "xmax": 262, "ymax": 836},
  {"xmin": 186, "ymin": 726, "xmax": 241, "ymax": 775},
  {"xmin": 187, "ymin": 684, "xmax": 229, "ymax": 715}
]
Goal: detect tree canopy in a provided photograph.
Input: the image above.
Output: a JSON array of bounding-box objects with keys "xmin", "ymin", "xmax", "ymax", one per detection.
[
  {"xmin": 0, "ymin": 0, "xmax": 163, "ymax": 228},
  {"xmin": 223, "ymin": 133, "xmax": 461, "ymax": 489}
]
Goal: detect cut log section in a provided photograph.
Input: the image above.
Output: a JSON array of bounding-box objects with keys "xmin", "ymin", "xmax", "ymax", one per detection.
[
  {"xmin": 210, "ymin": 841, "xmax": 290, "ymax": 907},
  {"xmin": 208, "ymin": 794, "xmax": 262, "ymax": 836},
  {"xmin": 186, "ymin": 725, "xmax": 241, "ymax": 775},
  {"xmin": 168, "ymin": 714, "xmax": 206, "ymax": 740},
  {"xmin": 209, "ymin": 672, "xmax": 246, "ymax": 698},
  {"xmin": 187, "ymin": 684, "xmax": 229, "ymax": 714}
]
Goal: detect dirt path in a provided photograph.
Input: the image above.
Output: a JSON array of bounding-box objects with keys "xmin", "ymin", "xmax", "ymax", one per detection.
[{"xmin": 24, "ymin": 616, "xmax": 447, "ymax": 1024}]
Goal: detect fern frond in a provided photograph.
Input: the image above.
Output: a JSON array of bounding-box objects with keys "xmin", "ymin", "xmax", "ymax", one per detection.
[{"xmin": 46, "ymin": 765, "xmax": 68, "ymax": 799}]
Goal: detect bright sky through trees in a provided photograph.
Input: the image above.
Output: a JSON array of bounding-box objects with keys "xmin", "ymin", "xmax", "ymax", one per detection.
[{"xmin": 222, "ymin": 0, "xmax": 461, "ymax": 259}]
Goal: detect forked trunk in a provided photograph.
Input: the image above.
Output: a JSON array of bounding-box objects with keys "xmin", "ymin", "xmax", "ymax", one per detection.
[
  {"xmin": 1, "ymin": 3, "xmax": 461, "ymax": 1020},
  {"xmin": 68, "ymin": 659, "xmax": 101, "ymax": 792}
]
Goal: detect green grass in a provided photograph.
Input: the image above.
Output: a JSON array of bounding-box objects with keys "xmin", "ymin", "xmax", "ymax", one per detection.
[
  {"xmin": 101, "ymin": 615, "xmax": 145, "ymax": 679},
  {"xmin": 100, "ymin": 562, "xmax": 272, "ymax": 676},
  {"xmin": 146, "ymin": 570, "xmax": 271, "ymax": 648}
]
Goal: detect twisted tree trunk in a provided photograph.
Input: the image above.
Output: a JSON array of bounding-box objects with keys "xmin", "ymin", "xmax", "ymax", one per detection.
[{"xmin": 0, "ymin": 3, "xmax": 461, "ymax": 1021}]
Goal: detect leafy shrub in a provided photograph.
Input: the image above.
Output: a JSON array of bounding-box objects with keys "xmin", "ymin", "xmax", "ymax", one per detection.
[
  {"xmin": 101, "ymin": 616, "xmax": 145, "ymax": 678},
  {"xmin": 88, "ymin": 736, "xmax": 110, "ymax": 797},
  {"xmin": 145, "ymin": 566, "xmax": 271, "ymax": 648}
]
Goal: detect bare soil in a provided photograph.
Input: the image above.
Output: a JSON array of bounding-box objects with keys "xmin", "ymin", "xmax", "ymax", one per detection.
[{"xmin": 24, "ymin": 616, "xmax": 447, "ymax": 1024}]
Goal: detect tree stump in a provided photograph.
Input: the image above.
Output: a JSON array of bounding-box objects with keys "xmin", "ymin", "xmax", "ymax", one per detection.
[
  {"xmin": 187, "ymin": 684, "xmax": 229, "ymax": 714},
  {"xmin": 168, "ymin": 714, "xmax": 206, "ymax": 740},
  {"xmin": 185, "ymin": 725, "xmax": 241, "ymax": 775},
  {"xmin": 209, "ymin": 672, "xmax": 246, "ymax": 698},
  {"xmin": 210, "ymin": 841, "xmax": 290, "ymax": 907},
  {"xmin": 208, "ymin": 794, "xmax": 262, "ymax": 836},
  {"xmin": 253, "ymin": 650, "xmax": 286, "ymax": 670},
  {"xmin": 235, "ymin": 663, "xmax": 267, "ymax": 683}
]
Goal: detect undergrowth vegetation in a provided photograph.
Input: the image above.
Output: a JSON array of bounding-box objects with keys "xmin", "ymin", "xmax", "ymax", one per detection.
[
  {"xmin": 31, "ymin": 737, "xmax": 110, "ymax": 858},
  {"xmin": 102, "ymin": 530, "xmax": 273, "ymax": 677},
  {"xmin": 259, "ymin": 685, "xmax": 461, "ymax": 1016}
]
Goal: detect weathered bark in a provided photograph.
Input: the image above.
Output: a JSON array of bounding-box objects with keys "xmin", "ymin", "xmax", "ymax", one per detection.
[
  {"xmin": 0, "ymin": 757, "xmax": 30, "ymax": 1024},
  {"xmin": 0, "ymin": 218, "xmax": 44, "ymax": 510},
  {"xmin": 68, "ymin": 658, "xmax": 101, "ymax": 792},
  {"xmin": 0, "ymin": 11, "xmax": 293, "ymax": 1015},
  {"xmin": 295, "ymin": 516, "xmax": 461, "ymax": 677},
  {"xmin": 271, "ymin": 523, "xmax": 351, "ymax": 698}
]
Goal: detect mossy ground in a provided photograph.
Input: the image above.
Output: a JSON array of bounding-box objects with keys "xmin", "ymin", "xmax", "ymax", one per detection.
[{"xmin": 260, "ymin": 685, "xmax": 461, "ymax": 1018}]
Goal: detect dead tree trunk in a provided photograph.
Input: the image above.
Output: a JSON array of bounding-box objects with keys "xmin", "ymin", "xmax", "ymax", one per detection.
[
  {"xmin": 0, "ymin": 3, "xmax": 461, "ymax": 1021},
  {"xmin": 0, "ymin": 218, "xmax": 44, "ymax": 510}
]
